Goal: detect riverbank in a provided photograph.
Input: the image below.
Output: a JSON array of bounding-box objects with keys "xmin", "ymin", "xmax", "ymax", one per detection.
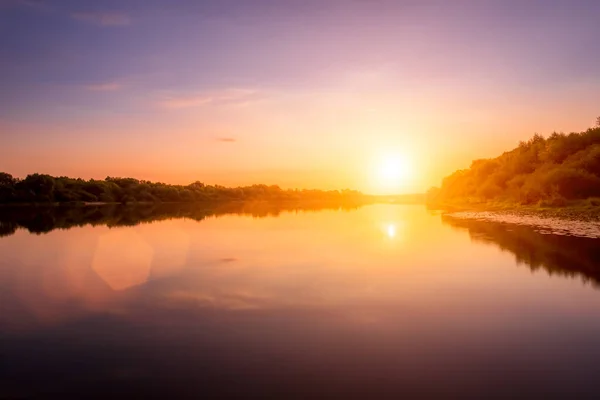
[
  {"xmin": 429, "ymin": 199, "xmax": 600, "ymax": 222},
  {"xmin": 433, "ymin": 200, "xmax": 600, "ymax": 238},
  {"xmin": 443, "ymin": 210, "xmax": 600, "ymax": 238}
]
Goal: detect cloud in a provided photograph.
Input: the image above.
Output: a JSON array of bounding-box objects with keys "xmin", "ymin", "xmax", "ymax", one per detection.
[
  {"xmin": 160, "ymin": 95, "xmax": 212, "ymax": 109},
  {"xmin": 85, "ymin": 82, "xmax": 122, "ymax": 92},
  {"xmin": 71, "ymin": 11, "xmax": 130, "ymax": 26},
  {"xmin": 159, "ymin": 88, "xmax": 258, "ymax": 110},
  {"xmin": 216, "ymin": 137, "xmax": 237, "ymax": 143}
]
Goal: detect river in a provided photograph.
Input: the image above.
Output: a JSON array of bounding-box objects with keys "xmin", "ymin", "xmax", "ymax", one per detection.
[{"xmin": 1, "ymin": 204, "xmax": 600, "ymax": 398}]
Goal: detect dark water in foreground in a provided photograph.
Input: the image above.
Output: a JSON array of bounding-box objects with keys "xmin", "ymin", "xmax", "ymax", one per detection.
[{"xmin": 1, "ymin": 204, "xmax": 600, "ymax": 399}]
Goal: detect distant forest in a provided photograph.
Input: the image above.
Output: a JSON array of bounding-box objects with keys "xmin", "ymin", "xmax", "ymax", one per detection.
[
  {"xmin": 0, "ymin": 173, "xmax": 365, "ymax": 204},
  {"xmin": 428, "ymin": 120, "xmax": 600, "ymax": 206}
]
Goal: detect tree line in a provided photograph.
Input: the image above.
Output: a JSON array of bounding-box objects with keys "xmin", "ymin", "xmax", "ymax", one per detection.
[
  {"xmin": 0, "ymin": 173, "xmax": 366, "ymax": 204},
  {"xmin": 428, "ymin": 120, "xmax": 600, "ymax": 206}
]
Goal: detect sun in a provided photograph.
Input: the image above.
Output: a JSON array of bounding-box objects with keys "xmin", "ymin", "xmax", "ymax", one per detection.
[{"xmin": 374, "ymin": 154, "xmax": 413, "ymax": 191}]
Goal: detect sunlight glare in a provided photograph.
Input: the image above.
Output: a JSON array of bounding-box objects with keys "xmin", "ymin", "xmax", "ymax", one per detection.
[
  {"xmin": 386, "ymin": 223, "xmax": 396, "ymax": 238},
  {"xmin": 374, "ymin": 153, "xmax": 413, "ymax": 193}
]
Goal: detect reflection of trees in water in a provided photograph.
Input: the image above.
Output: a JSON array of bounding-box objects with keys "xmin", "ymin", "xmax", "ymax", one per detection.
[
  {"xmin": 0, "ymin": 201, "xmax": 364, "ymax": 237},
  {"xmin": 0, "ymin": 220, "xmax": 18, "ymax": 237},
  {"xmin": 442, "ymin": 215, "xmax": 600, "ymax": 287}
]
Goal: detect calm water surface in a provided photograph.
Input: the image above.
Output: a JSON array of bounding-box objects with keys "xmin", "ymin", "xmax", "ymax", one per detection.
[{"xmin": 1, "ymin": 204, "xmax": 600, "ymax": 399}]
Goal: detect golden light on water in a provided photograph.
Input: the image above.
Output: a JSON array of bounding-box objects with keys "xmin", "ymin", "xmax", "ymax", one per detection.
[{"xmin": 386, "ymin": 223, "xmax": 396, "ymax": 239}]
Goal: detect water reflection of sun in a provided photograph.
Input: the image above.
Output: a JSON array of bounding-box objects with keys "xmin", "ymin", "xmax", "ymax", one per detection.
[
  {"xmin": 386, "ymin": 224, "xmax": 396, "ymax": 238},
  {"xmin": 382, "ymin": 222, "xmax": 404, "ymax": 241}
]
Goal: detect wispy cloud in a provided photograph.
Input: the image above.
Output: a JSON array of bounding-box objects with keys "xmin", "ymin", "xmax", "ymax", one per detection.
[
  {"xmin": 71, "ymin": 11, "xmax": 130, "ymax": 26},
  {"xmin": 160, "ymin": 95, "xmax": 212, "ymax": 109},
  {"xmin": 159, "ymin": 88, "xmax": 259, "ymax": 110},
  {"xmin": 216, "ymin": 137, "xmax": 237, "ymax": 143},
  {"xmin": 85, "ymin": 82, "xmax": 122, "ymax": 92}
]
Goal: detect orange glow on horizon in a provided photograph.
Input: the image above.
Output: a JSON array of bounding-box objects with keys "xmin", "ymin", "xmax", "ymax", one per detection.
[{"xmin": 1, "ymin": 86, "xmax": 597, "ymax": 195}]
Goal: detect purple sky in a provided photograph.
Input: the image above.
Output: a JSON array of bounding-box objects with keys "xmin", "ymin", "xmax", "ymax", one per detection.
[{"xmin": 1, "ymin": 0, "xmax": 600, "ymax": 192}]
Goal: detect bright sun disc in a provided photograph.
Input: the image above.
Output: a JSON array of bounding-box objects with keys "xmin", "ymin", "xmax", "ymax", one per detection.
[{"xmin": 375, "ymin": 154, "xmax": 412, "ymax": 190}]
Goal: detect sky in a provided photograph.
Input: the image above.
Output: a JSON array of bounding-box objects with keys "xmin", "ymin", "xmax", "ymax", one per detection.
[{"xmin": 1, "ymin": 0, "xmax": 600, "ymax": 194}]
